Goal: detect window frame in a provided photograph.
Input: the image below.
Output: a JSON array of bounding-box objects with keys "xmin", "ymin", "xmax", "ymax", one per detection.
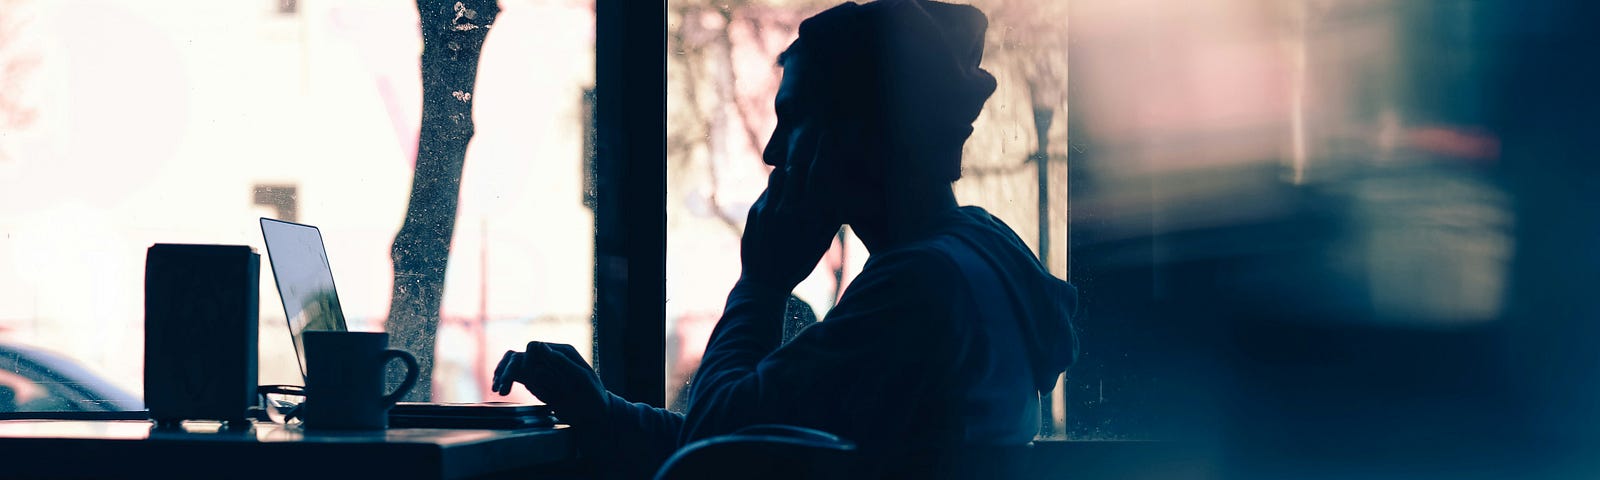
[{"xmin": 592, "ymin": 0, "xmax": 668, "ymax": 408}]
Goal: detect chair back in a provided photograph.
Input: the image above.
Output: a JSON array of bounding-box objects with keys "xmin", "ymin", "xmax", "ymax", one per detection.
[
  {"xmin": 878, "ymin": 444, "xmax": 1034, "ymax": 480},
  {"xmin": 654, "ymin": 424, "xmax": 858, "ymax": 480}
]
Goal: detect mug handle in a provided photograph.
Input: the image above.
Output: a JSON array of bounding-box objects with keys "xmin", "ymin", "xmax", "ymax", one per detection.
[{"xmin": 379, "ymin": 349, "xmax": 420, "ymax": 408}]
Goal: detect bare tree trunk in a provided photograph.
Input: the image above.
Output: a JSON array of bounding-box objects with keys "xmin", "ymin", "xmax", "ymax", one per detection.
[{"xmin": 388, "ymin": 0, "xmax": 498, "ymax": 402}]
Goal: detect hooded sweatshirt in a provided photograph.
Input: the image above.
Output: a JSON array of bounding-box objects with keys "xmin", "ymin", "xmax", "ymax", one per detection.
[{"xmin": 589, "ymin": 206, "xmax": 1078, "ymax": 478}]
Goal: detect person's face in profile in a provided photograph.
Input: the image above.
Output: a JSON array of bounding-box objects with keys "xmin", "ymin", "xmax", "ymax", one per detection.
[{"xmin": 763, "ymin": 48, "xmax": 886, "ymax": 227}]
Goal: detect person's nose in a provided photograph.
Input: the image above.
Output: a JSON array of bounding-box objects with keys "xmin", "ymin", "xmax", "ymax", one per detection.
[{"xmin": 763, "ymin": 124, "xmax": 789, "ymax": 167}]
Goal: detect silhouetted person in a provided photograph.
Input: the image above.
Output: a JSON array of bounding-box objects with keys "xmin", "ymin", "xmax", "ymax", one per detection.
[{"xmin": 493, "ymin": 1, "xmax": 1077, "ymax": 477}]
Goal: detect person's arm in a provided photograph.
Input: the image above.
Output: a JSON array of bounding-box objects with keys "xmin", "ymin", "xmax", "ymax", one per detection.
[
  {"xmin": 667, "ymin": 157, "xmax": 841, "ymax": 436},
  {"xmin": 679, "ymin": 248, "xmax": 959, "ymax": 443},
  {"xmin": 592, "ymin": 391, "xmax": 685, "ymax": 479},
  {"xmin": 676, "ymin": 278, "xmax": 792, "ymax": 439},
  {"xmin": 493, "ymin": 342, "xmax": 684, "ymax": 479}
]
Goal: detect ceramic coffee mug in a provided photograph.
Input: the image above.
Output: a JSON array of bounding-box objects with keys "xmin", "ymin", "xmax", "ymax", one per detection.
[{"xmin": 302, "ymin": 331, "xmax": 418, "ymax": 430}]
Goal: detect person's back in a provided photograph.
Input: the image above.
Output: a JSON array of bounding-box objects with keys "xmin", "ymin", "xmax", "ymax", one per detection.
[{"xmin": 687, "ymin": 206, "xmax": 1076, "ymax": 477}]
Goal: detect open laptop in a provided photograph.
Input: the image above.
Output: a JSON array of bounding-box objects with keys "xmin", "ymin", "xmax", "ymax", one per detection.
[{"xmin": 259, "ymin": 217, "xmax": 551, "ymax": 428}]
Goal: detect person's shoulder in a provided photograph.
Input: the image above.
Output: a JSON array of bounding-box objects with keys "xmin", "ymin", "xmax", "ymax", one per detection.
[
  {"xmin": 844, "ymin": 236, "xmax": 970, "ymax": 308},
  {"xmin": 819, "ymin": 237, "xmax": 976, "ymax": 351},
  {"xmin": 860, "ymin": 237, "xmax": 966, "ymax": 281}
]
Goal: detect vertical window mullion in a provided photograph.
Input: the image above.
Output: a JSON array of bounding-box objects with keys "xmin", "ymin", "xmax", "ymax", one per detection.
[{"xmin": 594, "ymin": 0, "xmax": 668, "ymax": 408}]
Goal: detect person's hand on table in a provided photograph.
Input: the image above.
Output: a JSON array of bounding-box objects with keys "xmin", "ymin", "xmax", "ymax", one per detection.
[{"xmin": 492, "ymin": 341, "xmax": 607, "ymax": 427}]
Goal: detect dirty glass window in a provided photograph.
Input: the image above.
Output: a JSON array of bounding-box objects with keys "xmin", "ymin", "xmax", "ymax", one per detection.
[
  {"xmin": 662, "ymin": 0, "xmax": 1071, "ymax": 436},
  {"xmin": 0, "ymin": 0, "xmax": 596, "ymax": 411}
]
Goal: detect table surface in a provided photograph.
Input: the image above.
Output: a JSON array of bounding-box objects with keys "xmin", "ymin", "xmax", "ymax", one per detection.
[{"xmin": 0, "ymin": 419, "xmax": 575, "ymax": 479}]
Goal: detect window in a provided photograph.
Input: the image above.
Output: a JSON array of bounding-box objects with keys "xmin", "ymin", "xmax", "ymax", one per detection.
[
  {"xmin": 0, "ymin": 0, "xmax": 597, "ymax": 410},
  {"xmin": 663, "ymin": 0, "xmax": 1071, "ymax": 435},
  {"xmin": 5, "ymin": 0, "xmax": 1589, "ymax": 462}
]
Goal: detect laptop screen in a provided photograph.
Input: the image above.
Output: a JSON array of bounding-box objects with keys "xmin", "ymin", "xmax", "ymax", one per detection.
[{"xmin": 260, "ymin": 218, "xmax": 349, "ymax": 380}]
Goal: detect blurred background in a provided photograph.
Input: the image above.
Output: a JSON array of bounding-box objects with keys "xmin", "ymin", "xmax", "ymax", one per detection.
[
  {"xmin": 1058, "ymin": 1, "xmax": 1600, "ymax": 477},
  {"xmin": 3, "ymin": 0, "xmax": 1599, "ymax": 476}
]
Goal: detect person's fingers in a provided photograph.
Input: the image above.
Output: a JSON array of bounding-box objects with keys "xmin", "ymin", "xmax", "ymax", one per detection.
[
  {"xmin": 525, "ymin": 341, "xmax": 548, "ymax": 356},
  {"xmin": 537, "ymin": 343, "xmax": 584, "ymax": 385},
  {"xmin": 499, "ymin": 353, "xmax": 518, "ymax": 395},
  {"xmin": 494, "ymin": 350, "xmax": 511, "ymax": 379},
  {"xmin": 547, "ymin": 357, "xmax": 588, "ymax": 391},
  {"xmin": 523, "ymin": 344, "xmax": 562, "ymax": 390},
  {"xmin": 782, "ymin": 146, "xmax": 812, "ymax": 216},
  {"xmin": 522, "ymin": 342, "xmax": 559, "ymax": 376},
  {"xmin": 745, "ymin": 179, "xmax": 776, "ymax": 236},
  {"xmin": 802, "ymin": 130, "xmax": 827, "ymax": 193},
  {"xmin": 801, "ymin": 131, "xmax": 840, "ymax": 225},
  {"xmin": 492, "ymin": 354, "xmax": 504, "ymax": 393},
  {"xmin": 519, "ymin": 343, "xmax": 595, "ymax": 397},
  {"xmin": 535, "ymin": 351, "xmax": 596, "ymax": 416},
  {"xmin": 492, "ymin": 350, "xmax": 514, "ymax": 393},
  {"xmin": 496, "ymin": 352, "xmax": 523, "ymax": 396},
  {"xmin": 530, "ymin": 346, "xmax": 595, "ymax": 406},
  {"xmin": 526, "ymin": 342, "xmax": 561, "ymax": 367},
  {"xmin": 765, "ymin": 163, "xmax": 787, "ymax": 201},
  {"xmin": 548, "ymin": 343, "xmax": 588, "ymax": 368}
]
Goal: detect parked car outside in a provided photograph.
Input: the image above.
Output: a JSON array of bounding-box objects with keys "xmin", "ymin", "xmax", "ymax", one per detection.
[{"xmin": 0, "ymin": 342, "xmax": 143, "ymax": 414}]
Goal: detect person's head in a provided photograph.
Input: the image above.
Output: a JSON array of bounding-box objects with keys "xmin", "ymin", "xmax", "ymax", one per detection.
[{"xmin": 763, "ymin": 0, "xmax": 996, "ymax": 227}]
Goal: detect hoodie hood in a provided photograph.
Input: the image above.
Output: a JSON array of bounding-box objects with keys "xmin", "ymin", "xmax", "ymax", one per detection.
[{"xmin": 940, "ymin": 206, "xmax": 1079, "ymax": 392}]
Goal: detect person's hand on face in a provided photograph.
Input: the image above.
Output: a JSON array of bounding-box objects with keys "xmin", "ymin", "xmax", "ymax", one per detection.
[
  {"xmin": 492, "ymin": 342, "xmax": 607, "ymax": 426},
  {"xmin": 742, "ymin": 122, "xmax": 844, "ymax": 293}
]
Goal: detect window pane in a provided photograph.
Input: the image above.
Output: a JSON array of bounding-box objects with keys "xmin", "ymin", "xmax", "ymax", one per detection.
[
  {"xmin": 663, "ymin": 0, "xmax": 1070, "ymax": 436},
  {"xmin": 0, "ymin": 0, "xmax": 595, "ymax": 411},
  {"xmin": 665, "ymin": 1, "xmax": 842, "ymax": 412}
]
